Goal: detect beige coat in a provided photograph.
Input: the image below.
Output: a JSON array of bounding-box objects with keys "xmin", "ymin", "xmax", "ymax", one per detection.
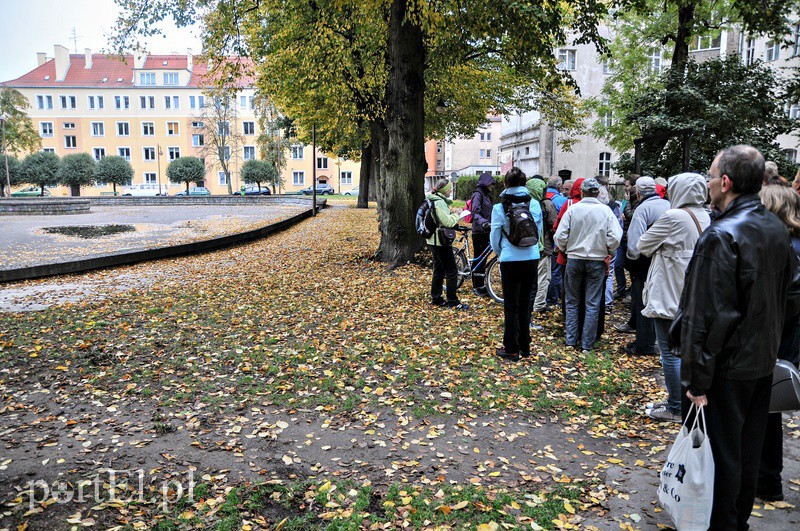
[{"xmin": 639, "ymin": 173, "xmax": 711, "ymax": 320}]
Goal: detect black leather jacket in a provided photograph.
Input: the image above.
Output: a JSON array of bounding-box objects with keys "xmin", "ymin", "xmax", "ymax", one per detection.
[{"xmin": 678, "ymin": 195, "xmax": 800, "ymax": 394}]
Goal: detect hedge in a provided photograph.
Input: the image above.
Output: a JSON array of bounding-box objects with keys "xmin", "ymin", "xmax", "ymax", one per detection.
[{"xmin": 454, "ymin": 174, "xmax": 504, "ymax": 201}]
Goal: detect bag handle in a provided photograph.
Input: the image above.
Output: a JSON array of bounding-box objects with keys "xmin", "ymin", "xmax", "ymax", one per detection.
[{"xmin": 681, "ymin": 208, "xmax": 703, "ymax": 237}]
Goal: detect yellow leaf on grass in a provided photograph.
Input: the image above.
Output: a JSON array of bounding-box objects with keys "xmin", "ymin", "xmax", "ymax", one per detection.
[
  {"xmin": 564, "ymin": 501, "xmax": 575, "ymax": 514},
  {"xmin": 452, "ymin": 500, "xmax": 469, "ymax": 510}
]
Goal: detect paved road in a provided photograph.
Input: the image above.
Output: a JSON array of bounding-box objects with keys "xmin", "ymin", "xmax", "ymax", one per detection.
[{"xmin": 0, "ymin": 204, "xmax": 305, "ymax": 269}]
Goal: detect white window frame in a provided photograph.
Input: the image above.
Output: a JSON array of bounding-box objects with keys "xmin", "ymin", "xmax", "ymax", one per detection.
[
  {"xmin": 317, "ymin": 156, "xmax": 329, "ymax": 169},
  {"xmin": 168, "ymin": 147, "xmax": 181, "ymax": 161},
  {"xmin": 598, "ymin": 152, "xmax": 612, "ymax": 178},
  {"xmin": 59, "ymin": 95, "xmax": 76, "ymax": 109},
  {"xmin": 291, "ymin": 145, "xmax": 304, "ymax": 159},
  {"xmin": 143, "ymin": 147, "xmax": 156, "ymax": 161},
  {"xmin": 557, "ymin": 49, "xmax": 576, "ymax": 71},
  {"xmin": 36, "ymin": 95, "xmax": 53, "ymax": 110},
  {"xmin": 142, "ymin": 122, "xmax": 155, "ymax": 136},
  {"xmin": 766, "ymin": 40, "xmax": 780, "ymax": 62},
  {"xmin": 91, "ymin": 122, "xmax": 105, "ymax": 137},
  {"xmin": 163, "ymin": 72, "xmax": 179, "ymax": 85},
  {"xmin": 219, "ymin": 171, "xmax": 229, "ymax": 185},
  {"xmin": 144, "ymin": 172, "xmax": 157, "ymax": 184},
  {"xmin": 116, "ymin": 122, "xmax": 130, "ymax": 137},
  {"xmin": 140, "ymin": 72, "xmax": 155, "ymax": 85},
  {"xmin": 243, "ymin": 146, "xmax": 256, "ymax": 160},
  {"xmin": 40, "ymin": 122, "xmax": 53, "ymax": 137},
  {"xmin": 118, "ymin": 147, "xmax": 131, "ymax": 161},
  {"xmin": 192, "ymin": 134, "xmax": 204, "ymax": 147},
  {"xmin": 341, "ymin": 171, "xmax": 353, "ymax": 185},
  {"xmin": 41, "ymin": 148, "xmax": 55, "ymax": 154},
  {"xmin": 65, "ymin": 135, "xmax": 77, "ymax": 149},
  {"xmin": 167, "ymin": 122, "xmax": 179, "ymax": 136},
  {"xmin": 649, "ymin": 48, "xmax": 662, "ymax": 74},
  {"xmin": 139, "ymin": 95, "xmax": 155, "ymax": 110},
  {"xmin": 164, "ymin": 95, "xmax": 179, "ymax": 109},
  {"xmin": 88, "ymin": 95, "xmax": 104, "ymax": 110},
  {"xmin": 292, "ymin": 171, "xmax": 304, "ymax": 186},
  {"xmin": 217, "ymin": 121, "xmax": 230, "ymax": 136},
  {"xmin": 63, "ymin": 122, "xmax": 75, "ymax": 129},
  {"xmin": 243, "ymin": 121, "xmax": 255, "ymax": 135},
  {"xmin": 240, "ymin": 95, "xmax": 247, "ymax": 108},
  {"xmin": 745, "ymin": 38, "xmax": 756, "ymax": 66},
  {"xmin": 191, "ymin": 121, "xmax": 204, "ymax": 128},
  {"xmin": 114, "ymin": 95, "xmax": 130, "ymax": 110},
  {"xmin": 92, "ymin": 147, "xmax": 106, "ymax": 161}
]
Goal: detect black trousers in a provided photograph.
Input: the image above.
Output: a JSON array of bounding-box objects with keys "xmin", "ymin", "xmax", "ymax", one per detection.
[
  {"xmin": 500, "ymin": 260, "xmax": 537, "ymax": 354},
  {"xmin": 430, "ymin": 244, "xmax": 458, "ymax": 303},
  {"xmin": 683, "ymin": 375, "xmax": 772, "ymax": 530},
  {"xmin": 472, "ymin": 232, "xmax": 490, "ymax": 289},
  {"xmin": 629, "ymin": 270, "xmax": 655, "ymax": 353}
]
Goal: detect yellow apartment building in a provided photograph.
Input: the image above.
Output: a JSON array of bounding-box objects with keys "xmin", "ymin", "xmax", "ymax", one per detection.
[{"xmin": 1, "ymin": 45, "xmax": 362, "ymax": 195}]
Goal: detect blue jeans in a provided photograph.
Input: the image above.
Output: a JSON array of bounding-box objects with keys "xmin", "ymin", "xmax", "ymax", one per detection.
[
  {"xmin": 654, "ymin": 318, "xmax": 681, "ymax": 415},
  {"xmin": 605, "ymin": 264, "xmax": 615, "ymax": 306},
  {"xmin": 614, "ymin": 244, "xmax": 627, "ymax": 294},
  {"xmin": 565, "ymin": 259, "xmax": 606, "ymax": 350},
  {"xmin": 547, "ymin": 255, "xmax": 562, "ymax": 305}
]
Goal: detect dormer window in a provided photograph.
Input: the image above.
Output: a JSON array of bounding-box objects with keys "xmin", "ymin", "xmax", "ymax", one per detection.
[
  {"xmin": 139, "ymin": 72, "xmax": 155, "ymax": 85},
  {"xmin": 163, "ymin": 72, "xmax": 179, "ymax": 85}
]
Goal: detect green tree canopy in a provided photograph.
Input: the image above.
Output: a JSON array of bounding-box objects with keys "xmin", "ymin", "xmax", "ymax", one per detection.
[
  {"xmin": 20, "ymin": 151, "xmax": 60, "ymax": 195},
  {"xmin": 58, "ymin": 153, "xmax": 96, "ymax": 196},
  {"xmin": 241, "ymin": 159, "xmax": 278, "ymax": 191},
  {"xmin": 0, "ymin": 156, "xmax": 21, "ymax": 197},
  {"xmin": 167, "ymin": 156, "xmax": 206, "ymax": 192},
  {"xmin": 614, "ymin": 57, "xmax": 798, "ymax": 178},
  {"xmin": 94, "ymin": 155, "xmax": 133, "ymax": 195},
  {"xmin": 0, "ymin": 88, "xmax": 41, "ymax": 156}
]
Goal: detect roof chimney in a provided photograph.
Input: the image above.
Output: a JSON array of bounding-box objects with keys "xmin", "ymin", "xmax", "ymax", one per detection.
[
  {"xmin": 54, "ymin": 44, "xmax": 70, "ymax": 81},
  {"xmin": 187, "ymin": 48, "xmax": 193, "ymax": 71},
  {"xmin": 84, "ymin": 48, "xmax": 93, "ymax": 69},
  {"xmin": 134, "ymin": 51, "xmax": 147, "ymax": 69},
  {"xmin": 37, "ymin": 52, "xmax": 47, "ymax": 66}
]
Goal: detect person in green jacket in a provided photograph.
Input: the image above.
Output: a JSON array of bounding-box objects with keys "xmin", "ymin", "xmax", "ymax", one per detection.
[{"xmin": 427, "ymin": 178, "xmax": 469, "ymax": 310}]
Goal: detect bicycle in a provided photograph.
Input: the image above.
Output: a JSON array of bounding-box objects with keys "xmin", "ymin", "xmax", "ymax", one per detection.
[{"xmin": 449, "ymin": 225, "xmax": 504, "ymax": 303}]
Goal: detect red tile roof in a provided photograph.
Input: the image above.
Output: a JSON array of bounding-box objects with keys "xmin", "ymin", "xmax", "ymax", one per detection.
[{"xmin": 1, "ymin": 54, "xmax": 256, "ymax": 89}]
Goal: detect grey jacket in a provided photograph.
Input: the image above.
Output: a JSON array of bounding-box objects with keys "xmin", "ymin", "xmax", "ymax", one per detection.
[{"xmin": 626, "ymin": 194, "xmax": 671, "ymax": 260}]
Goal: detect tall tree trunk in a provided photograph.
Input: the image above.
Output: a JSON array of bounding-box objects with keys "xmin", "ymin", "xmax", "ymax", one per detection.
[
  {"xmin": 358, "ymin": 138, "xmax": 371, "ymax": 209},
  {"xmin": 377, "ymin": 0, "xmax": 426, "ymax": 267},
  {"xmin": 670, "ymin": 4, "xmax": 695, "ymax": 83},
  {"xmin": 70, "ymin": 185, "xmax": 80, "ymax": 197}
]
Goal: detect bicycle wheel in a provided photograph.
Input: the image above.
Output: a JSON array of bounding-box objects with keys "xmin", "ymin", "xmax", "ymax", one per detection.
[
  {"xmin": 486, "ymin": 257, "xmax": 504, "ymax": 303},
  {"xmin": 453, "ymin": 248, "xmax": 469, "ymax": 289}
]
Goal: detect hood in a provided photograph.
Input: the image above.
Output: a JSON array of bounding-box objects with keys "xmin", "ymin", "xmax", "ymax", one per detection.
[
  {"xmin": 569, "ymin": 178, "xmax": 585, "ymax": 199},
  {"xmin": 500, "ymin": 186, "xmax": 531, "ymax": 200},
  {"xmin": 526, "ymin": 178, "xmax": 546, "ymax": 201},
  {"xmin": 426, "ymin": 191, "xmax": 452, "ymax": 204},
  {"xmin": 477, "ymin": 172, "xmax": 495, "ymax": 190},
  {"xmin": 667, "ymin": 172, "xmax": 708, "ymax": 209}
]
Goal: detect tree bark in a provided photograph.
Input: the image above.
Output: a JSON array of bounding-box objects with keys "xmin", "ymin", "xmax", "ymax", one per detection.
[
  {"xmin": 377, "ymin": 0, "xmax": 426, "ymax": 267},
  {"xmin": 70, "ymin": 185, "xmax": 80, "ymax": 197},
  {"xmin": 357, "ymin": 137, "xmax": 371, "ymax": 209},
  {"xmin": 670, "ymin": 3, "xmax": 696, "ymax": 82}
]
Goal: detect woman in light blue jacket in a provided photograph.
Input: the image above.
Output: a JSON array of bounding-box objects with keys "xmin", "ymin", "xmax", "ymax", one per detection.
[{"xmin": 490, "ymin": 167, "xmax": 542, "ymax": 361}]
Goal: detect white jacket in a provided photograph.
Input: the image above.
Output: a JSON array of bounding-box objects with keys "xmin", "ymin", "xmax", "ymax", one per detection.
[
  {"xmin": 640, "ymin": 173, "xmax": 711, "ymax": 319},
  {"xmin": 554, "ymin": 197, "xmax": 622, "ymax": 260}
]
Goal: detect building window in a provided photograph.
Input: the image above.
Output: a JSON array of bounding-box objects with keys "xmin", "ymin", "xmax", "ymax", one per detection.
[
  {"xmin": 783, "ymin": 148, "xmax": 797, "ymax": 164},
  {"xmin": 745, "ymin": 38, "xmax": 756, "ymax": 65},
  {"xmin": 167, "ymin": 122, "xmax": 179, "ymax": 136},
  {"xmin": 191, "ymin": 121, "xmax": 204, "ymax": 128},
  {"xmin": 91, "ymin": 122, "xmax": 105, "ymax": 137},
  {"xmin": 601, "ymin": 111, "xmax": 613, "ymax": 128},
  {"xmin": 65, "ymin": 135, "xmax": 77, "ymax": 149},
  {"xmin": 144, "ymin": 172, "xmax": 157, "ymax": 184},
  {"xmin": 42, "ymin": 148, "xmax": 55, "ymax": 154},
  {"xmin": 243, "ymin": 121, "xmax": 255, "ymax": 135},
  {"xmin": 163, "ymin": 72, "xmax": 179, "ymax": 85},
  {"xmin": 240, "ymin": 95, "xmax": 247, "ymax": 108},
  {"xmin": 93, "ymin": 148, "xmax": 106, "ymax": 161},
  {"xmin": 140, "ymin": 73, "xmax": 155, "ymax": 85},
  {"xmin": 602, "ymin": 59, "xmax": 613, "ymax": 74},
  {"xmin": 557, "ymin": 49, "xmax": 576, "ymax": 71},
  {"xmin": 317, "ymin": 156, "xmax": 328, "ymax": 169},
  {"xmin": 143, "ymin": 147, "xmax": 156, "ymax": 161},
  {"xmin": 341, "ymin": 171, "xmax": 353, "ymax": 185},
  {"xmin": 59, "ymin": 95, "xmax": 77, "ymax": 109},
  {"xmin": 168, "ymin": 147, "xmax": 180, "ymax": 160},
  {"xmin": 142, "ymin": 122, "xmax": 155, "ymax": 136},
  {"xmin": 794, "ymin": 24, "xmax": 800, "ymax": 57},
  {"xmin": 118, "ymin": 147, "xmax": 131, "ymax": 161},
  {"xmin": 291, "ymin": 145, "xmax": 304, "ymax": 159},
  {"xmin": 189, "ymin": 95, "xmax": 196, "ymax": 109},
  {"xmin": 598, "ymin": 152, "xmax": 612, "ymax": 178},
  {"xmin": 192, "ymin": 134, "xmax": 204, "ymax": 147},
  {"xmin": 40, "ymin": 122, "xmax": 53, "ymax": 137},
  {"xmin": 525, "ymin": 146, "xmax": 530, "ymax": 155},
  {"xmin": 217, "ymin": 121, "xmax": 230, "ymax": 136},
  {"xmin": 63, "ymin": 122, "xmax": 75, "ymax": 129},
  {"xmin": 164, "ymin": 95, "xmax": 179, "ymax": 109},
  {"xmin": 219, "ymin": 171, "xmax": 228, "ymax": 185},
  {"xmin": 690, "ymin": 33, "xmax": 722, "ymax": 51},
  {"xmin": 766, "ymin": 40, "xmax": 780, "ymax": 62},
  {"xmin": 140, "ymin": 96, "xmax": 155, "ymax": 110},
  {"xmin": 36, "ymin": 95, "xmax": 53, "ymax": 110},
  {"xmin": 88, "ymin": 95, "xmax": 104, "ymax": 110},
  {"xmin": 198, "ymin": 96, "xmax": 205, "ymax": 108},
  {"xmin": 220, "ymin": 146, "xmax": 231, "ymax": 160},
  {"xmin": 117, "ymin": 122, "xmax": 130, "ymax": 136},
  {"xmin": 114, "ymin": 95, "xmax": 130, "ymax": 110},
  {"xmin": 292, "ymin": 171, "xmax": 304, "ymax": 186},
  {"xmin": 649, "ymin": 48, "xmax": 662, "ymax": 74},
  {"xmin": 243, "ymin": 146, "xmax": 256, "ymax": 160},
  {"xmin": 436, "ymin": 144, "xmax": 442, "ymax": 153},
  {"xmin": 789, "ymin": 103, "xmax": 800, "ymax": 119}
]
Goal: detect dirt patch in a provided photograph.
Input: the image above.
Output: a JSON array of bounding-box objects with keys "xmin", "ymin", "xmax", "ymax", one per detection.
[{"xmin": 41, "ymin": 224, "xmax": 136, "ymax": 239}]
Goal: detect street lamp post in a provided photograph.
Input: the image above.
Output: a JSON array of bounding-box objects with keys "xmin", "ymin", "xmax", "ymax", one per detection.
[
  {"xmin": 335, "ymin": 157, "xmax": 342, "ymax": 195},
  {"xmin": 0, "ymin": 113, "xmax": 10, "ymax": 198},
  {"xmin": 156, "ymin": 144, "xmax": 164, "ymax": 195}
]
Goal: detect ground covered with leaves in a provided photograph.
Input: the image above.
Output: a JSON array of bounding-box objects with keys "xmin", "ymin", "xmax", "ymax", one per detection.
[{"xmin": 1, "ymin": 205, "xmax": 798, "ymax": 530}]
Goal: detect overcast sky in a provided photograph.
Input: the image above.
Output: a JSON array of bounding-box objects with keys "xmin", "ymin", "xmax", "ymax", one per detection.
[{"xmin": 0, "ymin": 0, "xmax": 202, "ymax": 82}]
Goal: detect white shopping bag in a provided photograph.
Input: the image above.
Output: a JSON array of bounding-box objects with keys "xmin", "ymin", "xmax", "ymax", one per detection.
[{"xmin": 657, "ymin": 404, "xmax": 714, "ymax": 531}]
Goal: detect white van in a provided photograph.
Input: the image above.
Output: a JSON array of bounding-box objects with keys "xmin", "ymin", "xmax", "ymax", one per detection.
[{"xmin": 122, "ymin": 183, "xmax": 169, "ymax": 196}]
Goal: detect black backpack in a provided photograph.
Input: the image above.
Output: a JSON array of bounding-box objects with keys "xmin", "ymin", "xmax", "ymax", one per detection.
[
  {"xmin": 502, "ymin": 197, "xmax": 539, "ymax": 247},
  {"xmin": 416, "ymin": 198, "xmax": 438, "ymax": 239}
]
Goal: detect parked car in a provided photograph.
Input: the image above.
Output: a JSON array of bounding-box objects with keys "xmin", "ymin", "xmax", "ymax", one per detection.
[
  {"xmin": 234, "ymin": 185, "xmax": 272, "ymax": 196},
  {"xmin": 301, "ymin": 183, "xmax": 335, "ymax": 195},
  {"xmin": 343, "ymin": 187, "xmax": 359, "ymax": 196},
  {"xmin": 11, "ymin": 186, "xmax": 51, "ymax": 197},
  {"xmin": 175, "ymin": 187, "xmax": 211, "ymax": 196},
  {"xmin": 122, "ymin": 183, "xmax": 169, "ymax": 196}
]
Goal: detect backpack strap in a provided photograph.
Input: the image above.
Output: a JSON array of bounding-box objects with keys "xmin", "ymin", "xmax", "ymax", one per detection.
[{"xmin": 681, "ymin": 207, "xmax": 703, "ymax": 237}]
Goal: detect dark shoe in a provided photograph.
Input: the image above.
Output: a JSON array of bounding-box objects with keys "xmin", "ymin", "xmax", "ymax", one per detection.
[
  {"xmin": 472, "ymin": 288, "xmax": 488, "ymax": 297},
  {"xmin": 614, "ymin": 323, "xmax": 636, "ymax": 334},
  {"xmin": 646, "ymin": 406, "xmax": 681, "ymax": 423},
  {"xmin": 496, "ymin": 348, "xmax": 520, "ymax": 362},
  {"xmin": 519, "ymin": 349, "xmax": 531, "ymax": 358},
  {"xmin": 622, "ymin": 344, "xmax": 657, "ymax": 357},
  {"xmin": 447, "ymin": 301, "xmax": 470, "ymax": 311},
  {"xmin": 431, "ymin": 298, "xmax": 446, "ymax": 307},
  {"xmin": 756, "ymin": 490, "xmax": 785, "ymax": 502}
]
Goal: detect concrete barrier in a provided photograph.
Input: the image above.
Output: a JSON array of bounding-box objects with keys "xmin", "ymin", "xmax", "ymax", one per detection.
[
  {"xmin": 0, "ymin": 198, "xmax": 91, "ymax": 215},
  {"xmin": 87, "ymin": 195, "xmax": 321, "ymax": 207}
]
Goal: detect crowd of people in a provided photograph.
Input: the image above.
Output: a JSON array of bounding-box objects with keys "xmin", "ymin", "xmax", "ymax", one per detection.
[{"xmin": 424, "ymin": 144, "xmax": 800, "ymax": 529}]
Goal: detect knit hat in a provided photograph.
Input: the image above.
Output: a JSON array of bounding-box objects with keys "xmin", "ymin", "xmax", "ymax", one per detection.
[
  {"xmin": 636, "ymin": 176, "xmax": 656, "ymax": 194},
  {"xmin": 436, "ymin": 180, "xmax": 452, "ymax": 195}
]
